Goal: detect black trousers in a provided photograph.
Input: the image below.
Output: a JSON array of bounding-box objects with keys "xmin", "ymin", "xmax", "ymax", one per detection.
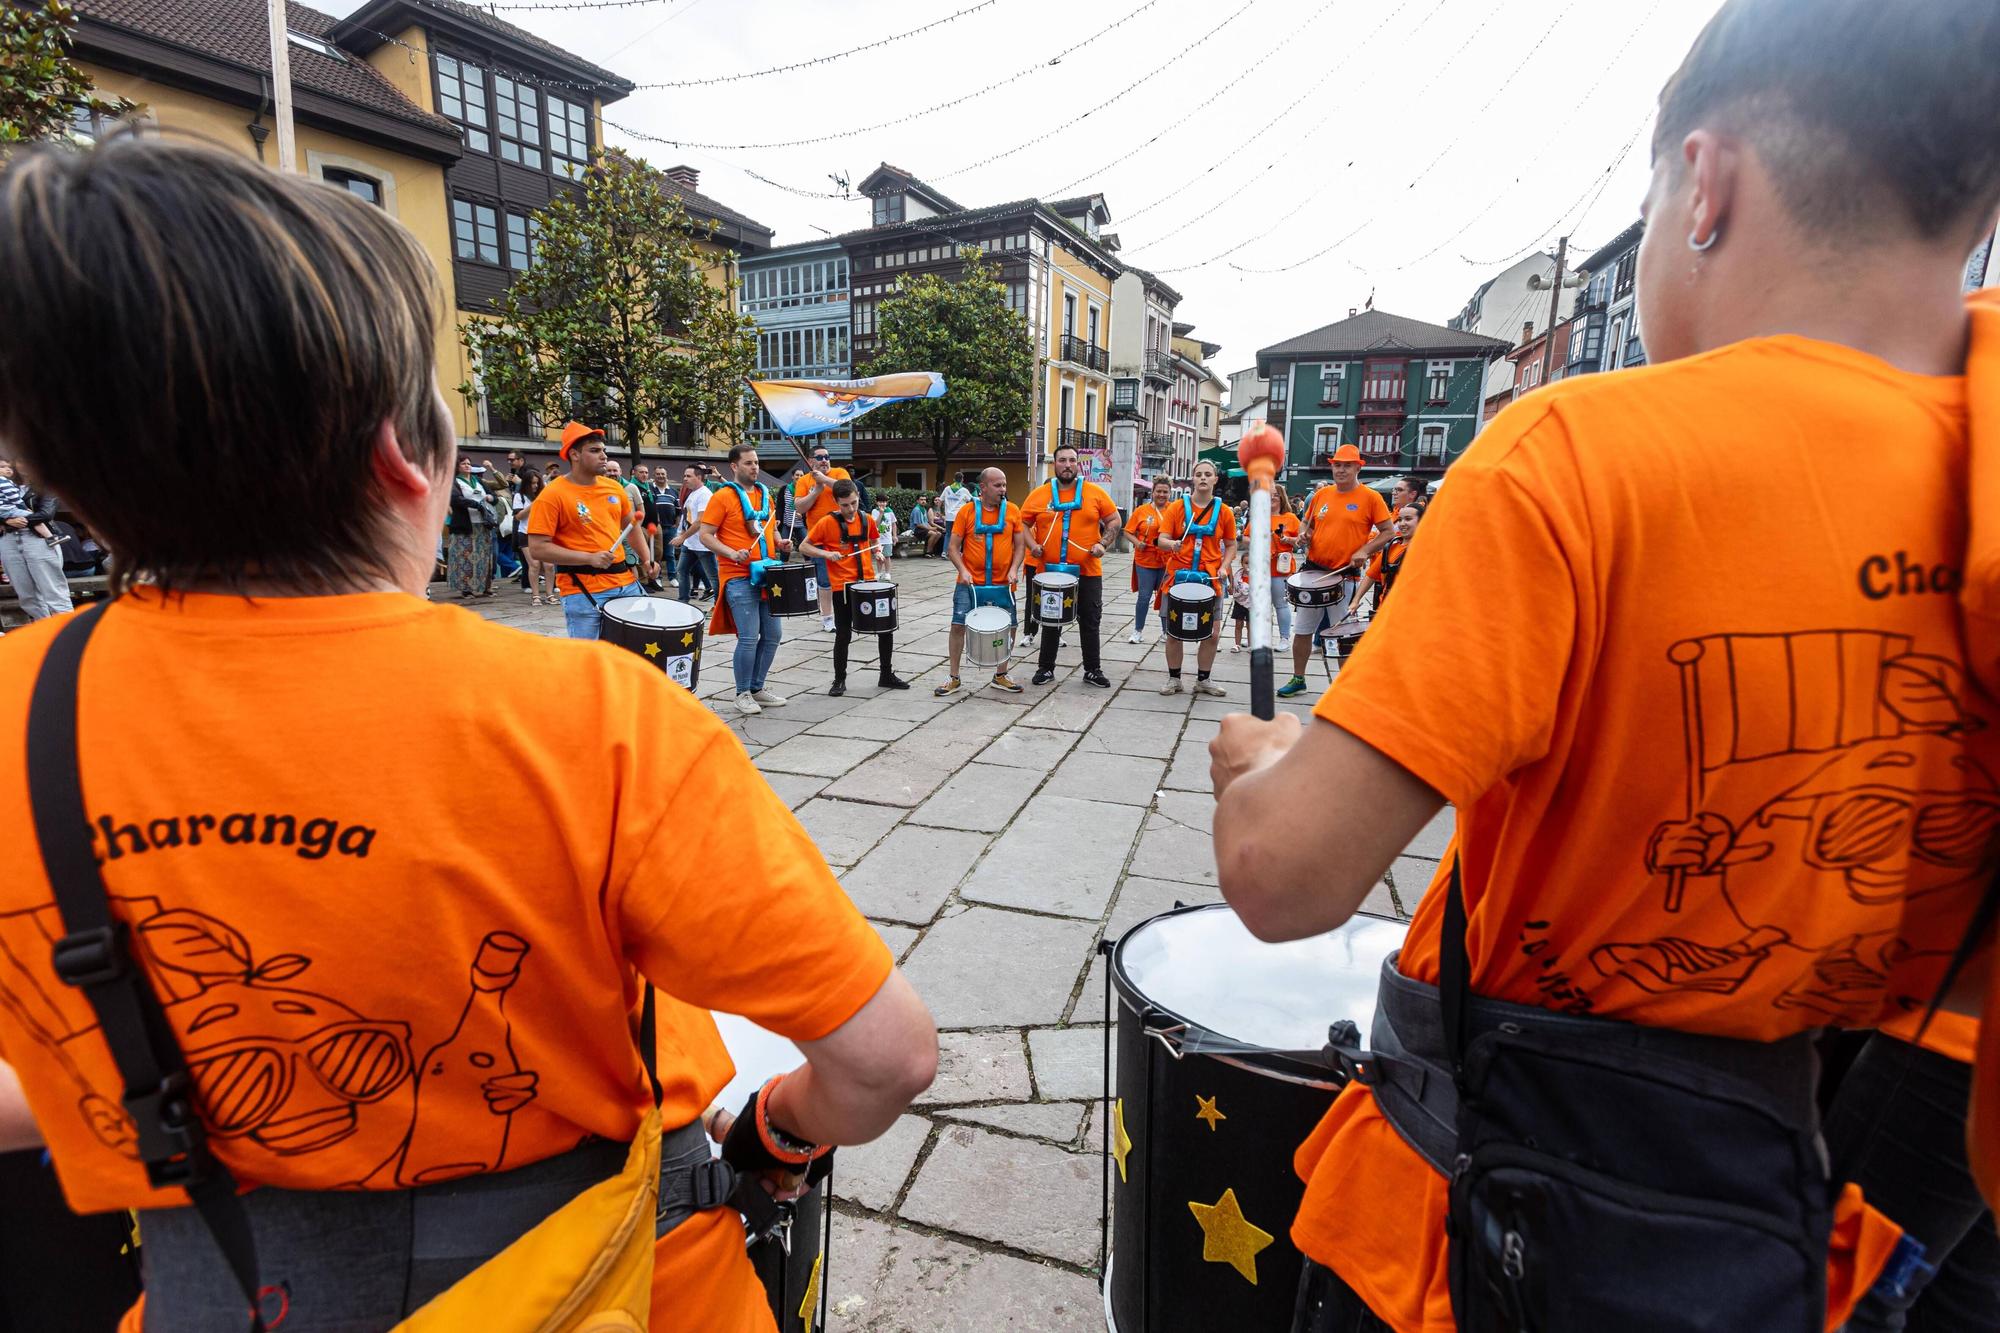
[
  {"xmin": 832, "ymin": 591, "xmax": 893, "ymax": 682},
  {"xmin": 1292, "ymin": 1260, "xmax": 1394, "ymax": 1333},
  {"xmin": 1036, "ymin": 572, "xmax": 1102, "ymax": 673},
  {"xmin": 1826, "ymin": 1032, "xmax": 2000, "ymax": 1331}
]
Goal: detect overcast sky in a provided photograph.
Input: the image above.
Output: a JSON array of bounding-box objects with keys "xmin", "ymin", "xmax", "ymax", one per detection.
[{"xmin": 327, "ymin": 0, "xmax": 1727, "ymax": 385}]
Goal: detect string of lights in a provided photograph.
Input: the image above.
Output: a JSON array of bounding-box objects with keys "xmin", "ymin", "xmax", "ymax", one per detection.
[
  {"xmin": 479, "ymin": 0, "xmax": 713, "ymax": 11},
  {"xmin": 615, "ymin": 0, "xmax": 1163, "ymax": 151},
  {"xmin": 1452, "ymin": 111, "xmax": 1649, "ymax": 269},
  {"xmin": 929, "ymin": 0, "xmax": 1258, "ymax": 182},
  {"xmin": 627, "ymin": 0, "xmax": 1001, "ymax": 86}
]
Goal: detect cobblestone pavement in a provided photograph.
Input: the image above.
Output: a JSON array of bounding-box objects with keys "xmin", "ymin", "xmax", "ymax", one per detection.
[{"xmin": 473, "ymin": 550, "xmax": 1451, "ymax": 1331}]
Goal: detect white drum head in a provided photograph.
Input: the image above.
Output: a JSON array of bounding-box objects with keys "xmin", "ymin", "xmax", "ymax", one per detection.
[
  {"xmin": 1288, "ymin": 570, "xmax": 1345, "ymax": 594},
  {"xmin": 602, "ymin": 596, "xmax": 704, "ymax": 629},
  {"xmin": 849, "ymin": 581, "xmax": 894, "ymax": 595},
  {"xmin": 963, "ymin": 606, "xmax": 1011, "ymax": 633},
  {"xmin": 1118, "ymin": 904, "xmax": 1404, "ymax": 1051},
  {"xmin": 1035, "ymin": 572, "xmax": 1079, "ymax": 590},
  {"xmin": 1167, "ymin": 583, "xmax": 1214, "ymax": 605}
]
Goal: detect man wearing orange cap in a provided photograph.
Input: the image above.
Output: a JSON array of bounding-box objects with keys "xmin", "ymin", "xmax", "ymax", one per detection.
[
  {"xmin": 525, "ymin": 422, "xmax": 653, "ymax": 639},
  {"xmin": 1276, "ymin": 442, "xmax": 1392, "ymax": 697}
]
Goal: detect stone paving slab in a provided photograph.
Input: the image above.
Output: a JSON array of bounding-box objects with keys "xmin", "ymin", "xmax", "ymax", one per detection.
[
  {"xmin": 1027, "ymin": 1026, "xmax": 1110, "ymax": 1101},
  {"xmin": 841, "ymin": 826, "xmax": 992, "ymax": 925},
  {"xmin": 826, "ymin": 1214, "xmax": 1102, "ymax": 1333},
  {"xmin": 835, "ymin": 739, "xmax": 986, "ymax": 807},
  {"xmin": 1159, "ymin": 739, "xmax": 1212, "ymax": 793},
  {"xmin": 917, "ymin": 1029, "xmax": 1032, "ymax": 1106},
  {"xmin": 761, "ymin": 772, "xmax": 830, "ymax": 810},
  {"xmin": 1126, "ymin": 813, "xmax": 1217, "ymax": 887},
  {"xmin": 1149, "ymin": 790, "xmax": 1215, "ymax": 836},
  {"xmin": 1016, "ymin": 686, "xmax": 1113, "ymax": 733},
  {"xmin": 870, "ymin": 920, "xmax": 918, "ymax": 960},
  {"xmin": 1407, "ymin": 805, "xmax": 1457, "ymax": 859},
  {"xmin": 1105, "ymin": 875, "xmax": 1220, "ymax": 938},
  {"xmin": 977, "ymin": 725, "xmax": 1081, "ymax": 771},
  {"xmin": 836, "ymin": 1113, "xmax": 931, "ymax": 1212},
  {"xmin": 757, "ymin": 733, "xmax": 885, "ymax": 778},
  {"xmin": 900, "ymin": 908, "xmax": 1099, "ymax": 1029},
  {"xmin": 793, "ymin": 798, "xmax": 909, "ymax": 869},
  {"xmin": 1103, "ymin": 688, "xmax": 1195, "ymax": 714},
  {"xmin": 809, "ymin": 713, "xmax": 925, "ymax": 742},
  {"xmin": 899, "ymin": 1125, "xmax": 1102, "ymax": 1266},
  {"xmin": 1041, "ymin": 750, "xmax": 1165, "ymax": 805},
  {"xmin": 958, "ymin": 797, "xmax": 1145, "ymax": 921},
  {"xmin": 908, "ymin": 761, "xmax": 1047, "ymax": 833},
  {"xmin": 937, "ymin": 1101, "xmax": 1088, "ymax": 1143}
]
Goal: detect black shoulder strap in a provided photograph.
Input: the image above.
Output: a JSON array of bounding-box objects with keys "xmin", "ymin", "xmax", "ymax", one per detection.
[
  {"xmin": 636, "ymin": 984, "xmax": 662, "ymax": 1106},
  {"xmin": 26, "ymin": 602, "xmax": 266, "ymax": 1331},
  {"xmin": 1439, "ymin": 852, "xmax": 1472, "ymax": 1085}
]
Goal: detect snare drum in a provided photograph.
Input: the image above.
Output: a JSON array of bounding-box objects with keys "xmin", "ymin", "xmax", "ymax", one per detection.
[
  {"xmin": 963, "ymin": 605, "xmax": 1013, "ymax": 669},
  {"xmin": 599, "ymin": 595, "xmax": 705, "ymax": 691},
  {"xmin": 847, "ymin": 580, "xmax": 897, "ymax": 634},
  {"xmin": 1164, "ymin": 582, "xmax": 1218, "ymax": 642},
  {"xmin": 1286, "ymin": 568, "xmax": 1347, "ymax": 609},
  {"xmin": 714, "ymin": 1012, "xmax": 827, "ymax": 1333},
  {"xmin": 1107, "ymin": 903, "xmax": 1405, "ymax": 1332},
  {"xmin": 759, "ymin": 562, "xmax": 817, "ymax": 617},
  {"xmin": 1033, "ymin": 571, "xmax": 1079, "ymax": 626}
]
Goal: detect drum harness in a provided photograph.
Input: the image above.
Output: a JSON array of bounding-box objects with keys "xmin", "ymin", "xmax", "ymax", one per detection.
[
  {"xmin": 1171, "ymin": 499, "xmax": 1223, "ymax": 587},
  {"xmin": 831, "ymin": 513, "xmax": 876, "ymax": 586},
  {"xmin": 1043, "ymin": 478, "xmax": 1085, "ymax": 578},
  {"xmin": 968, "ymin": 501, "xmax": 1013, "ymax": 611},
  {"xmin": 723, "ymin": 481, "xmax": 785, "ymax": 597},
  {"xmin": 1326, "ymin": 859, "xmax": 1841, "ymax": 1329}
]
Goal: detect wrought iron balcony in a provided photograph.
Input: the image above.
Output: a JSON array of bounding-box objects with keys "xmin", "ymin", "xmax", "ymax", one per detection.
[
  {"xmin": 1143, "ymin": 348, "xmax": 1173, "ymax": 383},
  {"xmin": 1058, "ymin": 427, "xmax": 1107, "ymax": 453},
  {"xmin": 1061, "ymin": 334, "xmax": 1108, "ymax": 373}
]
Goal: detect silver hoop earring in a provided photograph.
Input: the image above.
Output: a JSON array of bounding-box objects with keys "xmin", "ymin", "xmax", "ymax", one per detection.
[{"xmin": 1688, "ymin": 228, "xmax": 1719, "ymax": 253}]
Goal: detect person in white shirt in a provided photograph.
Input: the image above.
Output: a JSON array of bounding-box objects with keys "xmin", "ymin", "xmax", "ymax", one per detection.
[
  {"xmin": 670, "ymin": 465, "xmax": 716, "ymax": 601},
  {"xmin": 871, "ymin": 501, "xmax": 897, "ymax": 576},
  {"xmin": 934, "ymin": 477, "xmax": 972, "ymax": 558}
]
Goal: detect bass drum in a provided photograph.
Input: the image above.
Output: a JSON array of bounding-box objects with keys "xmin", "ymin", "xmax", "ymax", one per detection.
[
  {"xmin": 847, "ymin": 580, "xmax": 898, "ymax": 635},
  {"xmin": 599, "ymin": 595, "xmax": 705, "ymax": 691},
  {"xmin": 714, "ymin": 1013, "xmax": 826, "ymax": 1333},
  {"xmin": 1163, "ymin": 582, "xmax": 1217, "ymax": 642},
  {"xmin": 1106, "ymin": 903, "xmax": 1405, "ymax": 1333}
]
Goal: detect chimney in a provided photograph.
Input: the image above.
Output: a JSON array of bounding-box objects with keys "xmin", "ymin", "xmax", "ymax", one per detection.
[
  {"xmin": 1522, "ymin": 320, "xmax": 1535, "ymax": 345},
  {"xmin": 1347, "ymin": 307, "xmax": 1357, "ymax": 318},
  {"xmin": 664, "ymin": 164, "xmax": 700, "ymax": 190}
]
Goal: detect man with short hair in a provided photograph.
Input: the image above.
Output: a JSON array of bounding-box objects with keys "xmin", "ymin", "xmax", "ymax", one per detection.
[
  {"xmin": 1020, "ymin": 444, "xmax": 1121, "ymax": 688},
  {"xmin": 1210, "ymin": 2, "xmax": 2000, "ymax": 1326},
  {"xmin": 939, "ymin": 467, "xmax": 1025, "ymax": 696},
  {"xmin": 670, "ymin": 464, "xmax": 715, "ymax": 601},
  {"xmin": 1277, "ymin": 443, "xmax": 1393, "ymax": 696},
  {"xmin": 0, "ymin": 456, "xmax": 70, "ymax": 622},
  {"xmin": 792, "ymin": 444, "xmax": 851, "ymax": 631},
  {"xmin": 1390, "ymin": 474, "xmax": 1428, "ymax": 516},
  {"xmin": 935, "ymin": 474, "xmax": 973, "ymax": 558},
  {"xmin": 702, "ymin": 443, "xmax": 791, "ymax": 715},
  {"xmin": 525, "ymin": 423, "xmax": 648, "ymax": 639},
  {"xmin": 1153, "ymin": 459, "xmax": 1236, "ymax": 697},
  {"xmin": 800, "ymin": 479, "xmax": 909, "ymax": 697},
  {"xmin": 1126, "ymin": 474, "xmax": 1174, "ymax": 642}
]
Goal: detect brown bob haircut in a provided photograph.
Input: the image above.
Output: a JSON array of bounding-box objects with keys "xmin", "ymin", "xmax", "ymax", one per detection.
[
  {"xmin": 1655, "ymin": 0, "xmax": 2000, "ymax": 244},
  {"xmin": 0, "ymin": 132, "xmax": 451, "ymax": 594}
]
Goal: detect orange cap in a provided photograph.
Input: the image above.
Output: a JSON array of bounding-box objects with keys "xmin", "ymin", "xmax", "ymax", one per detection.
[
  {"xmin": 560, "ymin": 421, "xmax": 603, "ymax": 459},
  {"xmin": 1330, "ymin": 443, "xmax": 1363, "ymax": 463}
]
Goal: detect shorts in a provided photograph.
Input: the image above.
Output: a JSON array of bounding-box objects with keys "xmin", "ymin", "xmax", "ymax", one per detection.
[
  {"xmin": 1290, "ymin": 580, "xmax": 1358, "ymax": 638},
  {"xmin": 560, "ymin": 580, "xmax": 642, "ymax": 639},
  {"xmin": 808, "ymin": 554, "xmax": 829, "ymax": 586},
  {"xmin": 1231, "ymin": 603, "xmax": 1249, "ymax": 623},
  {"xmin": 952, "ymin": 582, "xmax": 1015, "ymax": 627}
]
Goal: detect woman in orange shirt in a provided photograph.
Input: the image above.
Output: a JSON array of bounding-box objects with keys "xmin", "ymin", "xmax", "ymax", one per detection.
[
  {"xmin": 1152, "ymin": 459, "xmax": 1236, "ymax": 697},
  {"xmin": 1126, "ymin": 474, "xmax": 1175, "ymax": 641}
]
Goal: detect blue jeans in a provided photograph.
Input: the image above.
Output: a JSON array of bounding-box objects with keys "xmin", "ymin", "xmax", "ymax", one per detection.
[
  {"xmin": 724, "ymin": 577, "xmax": 782, "ymax": 693},
  {"xmin": 951, "ymin": 582, "xmax": 1014, "ymax": 626},
  {"xmin": 676, "ymin": 546, "xmax": 716, "ymax": 599},
  {"xmin": 1132, "ymin": 564, "xmax": 1166, "ymax": 632},
  {"xmin": 561, "ymin": 580, "xmax": 641, "ymax": 639}
]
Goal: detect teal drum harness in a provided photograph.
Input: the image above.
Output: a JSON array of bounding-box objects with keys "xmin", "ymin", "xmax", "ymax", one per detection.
[{"xmin": 1172, "ymin": 499, "xmax": 1224, "ymax": 587}]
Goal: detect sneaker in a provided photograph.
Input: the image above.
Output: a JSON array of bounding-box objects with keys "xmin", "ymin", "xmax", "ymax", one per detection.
[
  {"xmin": 828, "ymin": 679, "xmax": 846, "ymax": 698},
  {"xmin": 752, "ymin": 689, "xmax": 788, "ymax": 707},
  {"xmin": 1082, "ymin": 669, "xmax": 1112, "ymax": 689},
  {"xmin": 822, "ymin": 616, "xmax": 836, "ymax": 633},
  {"xmin": 878, "ymin": 673, "xmax": 910, "ymax": 690},
  {"xmin": 990, "ymin": 673, "xmax": 1023, "ymax": 694},
  {"xmin": 1128, "ymin": 631, "xmax": 1144, "ymax": 644},
  {"xmin": 1159, "ymin": 679, "xmax": 1185, "ymax": 696},
  {"xmin": 1276, "ymin": 676, "xmax": 1308, "ymax": 698},
  {"xmin": 1031, "ymin": 668, "xmax": 1056, "ymax": 686},
  {"xmin": 933, "ymin": 677, "xmax": 962, "ymax": 697},
  {"xmin": 1194, "ymin": 679, "xmax": 1227, "ymax": 698},
  {"xmin": 734, "ymin": 692, "xmax": 762, "ymax": 716}
]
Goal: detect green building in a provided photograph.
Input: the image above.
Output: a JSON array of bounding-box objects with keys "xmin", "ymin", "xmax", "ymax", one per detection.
[{"xmin": 1255, "ymin": 310, "xmax": 1510, "ymax": 486}]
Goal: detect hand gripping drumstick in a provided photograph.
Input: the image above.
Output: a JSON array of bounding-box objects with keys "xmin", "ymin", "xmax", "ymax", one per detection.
[{"xmin": 1238, "ymin": 422, "xmax": 1286, "ymax": 720}]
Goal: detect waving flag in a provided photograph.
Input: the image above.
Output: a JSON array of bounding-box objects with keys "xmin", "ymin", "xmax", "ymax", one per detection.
[{"xmin": 748, "ymin": 372, "xmax": 946, "ymax": 438}]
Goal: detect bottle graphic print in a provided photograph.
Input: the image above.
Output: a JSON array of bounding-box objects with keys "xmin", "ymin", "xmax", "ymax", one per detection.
[{"xmin": 395, "ymin": 931, "xmax": 532, "ymax": 1186}]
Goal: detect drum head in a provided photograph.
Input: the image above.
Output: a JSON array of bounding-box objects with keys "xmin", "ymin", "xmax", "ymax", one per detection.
[
  {"xmin": 602, "ymin": 596, "xmax": 704, "ymax": 630},
  {"xmin": 1035, "ymin": 572, "xmax": 1079, "ymax": 590},
  {"xmin": 1167, "ymin": 583, "xmax": 1215, "ymax": 605},
  {"xmin": 1288, "ymin": 570, "xmax": 1344, "ymax": 594},
  {"xmin": 1114, "ymin": 903, "xmax": 1403, "ymax": 1052},
  {"xmin": 963, "ymin": 606, "xmax": 1011, "ymax": 633},
  {"xmin": 849, "ymin": 581, "xmax": 894, "ymax": 595}
]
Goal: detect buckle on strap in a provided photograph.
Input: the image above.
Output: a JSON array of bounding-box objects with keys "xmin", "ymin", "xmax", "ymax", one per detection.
[
  {"xmin": 689, "ymin": 1157, "xmax": 736, "ymax": 1211},
  {"xmin": 1324, "ymin": 1019, "xmax": 1375, "ymax": 1085},
  {"xmin": 52, "ymin": 923, "xmax": 130, "ymax": 987},
  {"xmin": 129, "ymin": 1070, "xmax": 210, "ymax": 1185}
]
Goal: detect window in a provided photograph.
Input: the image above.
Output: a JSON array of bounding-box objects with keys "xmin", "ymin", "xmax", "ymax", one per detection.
[
  {"xmin": 854, "ymin": 300, "xmax": 876, "ymax": 336},
  {"xmin": 287, "ymin": 30, "xmax": 348, "ymax": 61},
  {"xmin": 1613, "ymin": 251, "xmax": 1637, "ymax": 299},
  {"xmin": 435, "ymin": 55, "xmax": 490, "ymax": 154},
  {"xmin": 1085, "ymin": 389, "xmax": 1098, "ymax": 432},
  {"xmin": 1624, "ymin": 310, "xmax": 1645, "ymax": 366},
  {"xmin": 1606, "ymin": 317, "xmax": 1626, "ymax": 369},
  {"xmin": 1587, "ymin": 270, "xmax": 1610, "ymax": 307},
  {"xmin": 1269, "ymin": 376, "xmax": 1288, "ymax": 408},
  {"xmin": 1417, "ymin": 424, "xmax": 1448, "ymax": 466},
  {"xmin": 1062, "ymin": 292, "xmax": 1076, "ymax": 337},
  {"xmin": 1060, "ymin": 384, "xmax": 1075, "ymax": 429},
  {"xmin": 322, "ymin": 168, "xmax": 382, "ymax": 207},
  {"xmin": 1359, "ymin": 423, "xmax": 1399, "ymax": 456},
  {"xmin": 547, "ymin": 95, "xmax": 589, "ymax": 178},
  {"xmin": 505, "ymin": 212, "xmax": 540, "ymax": 270},
  {"xmin": 452, "ymin": 198, "xmax": 500, "ymax": 264},
  {"xmin": 1313, "ymin": 425, "xmax": 1342, "ymax": 458},
  {"xmin": 896, "ymin": 470, "xmax": 924, "ymax": 489},
  {"xmin": 872, "ymin": 194, "xmax": 904, "ymax": 225},
  {"xmin": 1425, "ymin": 362, "xmax": 1452, "ymax": 403},
  {"xmin": 1362, "ymin": 358, "xmax": 1408, "ymax": 404},
  {"xmin": 1006, "ymin": 281, "xmax": 1027, "ymax": 316},
  {"xmin": 1201, "ymin": 404, "xmax": 1212, "ymax": 429},
  {"xmin": 1087, "ymin": 304, "xmax": 1099, "ymax": 347},
  {"xmin": 1318, "ymin": 363, "xmax": 1344, "ymax": 406}
]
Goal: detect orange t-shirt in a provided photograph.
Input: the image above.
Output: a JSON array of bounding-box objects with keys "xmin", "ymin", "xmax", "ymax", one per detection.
[
  {"xmin": 951, "ymin": 500, "xmax": 1021, "ymax": 586},
  {"xmin": 1271, "ymin": 510, "xmax": 1303, "ymax": 577},
  {"xmin": 0, "ymin": 592, "xmax": 892, "ymax": 1329},
  {"xmin": 1294, "ymin": 336, "xmax": 1999, "ymax": 1332},
  {"xmin": 525, "ymin": 475, "xmax": 639, "ymax": 597},
  {"xmin": 805, "ymin": 512, "xmax": 879, "ymax": 593},
  {"xmin": 703, "ymin": 481, "xmax": 782, "ymax": 585},
  {"xmin": 1160, "ymin": 495, "xmax": 1237, "ymax": 587},
  {"xmin": 1363, "ymin": 540, "xmax": 1409, "ymax": 587},
  {"xmin": 1019, "ymin": 479, "xmax": 1121, "ymax": 578},
  {"xmin": 1304, "ymin": 482, "xmax": 1391, "ymax": 569},
  {"xmin": 791, "ymin": 466, "xmax": 851, "ymax": 532},
  {"xmin": 1129, "ymin": 502, "xmax": 1169, "ymax": 570}
]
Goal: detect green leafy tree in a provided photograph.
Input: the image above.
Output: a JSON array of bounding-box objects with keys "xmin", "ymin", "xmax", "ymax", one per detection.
[
  {"xmin": 860, "ymin": 246, "xmax": 1033, "ymax": 482},
  {"xmin": 461, "ymin": 148, "xmax": 758, "ymax": 466},
  {"xmin": 1, "ymin": 1, "xmax": 133, "ymax": 143}
]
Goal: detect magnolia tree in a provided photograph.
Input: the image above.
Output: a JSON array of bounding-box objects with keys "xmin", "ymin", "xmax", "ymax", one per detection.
[
  {"xmin": 462, "ymin": 149, "xmax": 758, "ymax": 465},
  {"xmin": 1, "ymin": 1, "xmax": 133, "ymax": 144}
]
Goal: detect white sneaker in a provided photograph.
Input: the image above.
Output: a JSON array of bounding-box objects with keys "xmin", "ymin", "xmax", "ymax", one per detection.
[
  {"xmin": 752, "ymin": 689, "xmax": 789, "ymax": 707},
  {"xmin": 734, "ymin": 692, "xmax": 762, "ymax": 716},
  {"xmin": 821, "ymin": 616, "xmax": 835, "ymax": 633},
  {"xmin": 1128, "ymin": 631, "xmax": 1143, "ymax": 644},
  {"xmin": 1195, "ymin": 679, "xmax": 1228, "ymax": 698}
]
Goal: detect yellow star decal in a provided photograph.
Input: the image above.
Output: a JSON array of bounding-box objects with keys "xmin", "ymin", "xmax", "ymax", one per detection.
[
  {"xmin": 1195, "ymin": 1095, "xmax": 1225, "ymax": 1131},
  {"xmin": 643, "ymin": 641, "xmax": 662, "ymax": 658},
  {"xmin": 1188, "ymin": 1188, "xmax": 1275, "ymax": 1285},
  {"xmin": 680, "ymin": 631, "xmax": 694, "ymax": 647},
  {"xmin": 1063, "ymin": 595, "xmax": 1075, "ymax": 610},
  {"xmin": 797, "ymin": 1249, "xmax": 822, "ymax": 1319},
  {"xmin": 1111, "ymin": 1097, "xmax": 1133, "ymax": 1183}
]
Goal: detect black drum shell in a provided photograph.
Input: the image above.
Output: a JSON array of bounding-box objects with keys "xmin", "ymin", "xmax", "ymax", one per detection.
[
  {"xmin": 1032, "ymin": 573, "xmax": 1079, "ymax": 627},
  {"xmin": 1286, "ymin": 572, "xmax": 1347, "ymax": 608},
  {"xmin": 847, "ymin": 581, "xmax": 898, "ymax": 635},
  {"xmin": 760, "ymin": 563, "xmax": 816, "ymax": 617},
  {"xmin": 598, "ymin": 596, "xmax": 704, "ymax": 691},
  {"xmin": 748, "ymin": 1182, "xmax": 825, "ymax": 1332},
  {"xmin": 1163, "ymin": 584, "xmax": 1217, "ymax": 642}
]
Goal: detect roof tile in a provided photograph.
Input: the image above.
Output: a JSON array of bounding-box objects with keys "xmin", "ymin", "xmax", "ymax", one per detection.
[{"xmin": 1258, "ymin": 309, "xmax": 1512, "ymax": 363}]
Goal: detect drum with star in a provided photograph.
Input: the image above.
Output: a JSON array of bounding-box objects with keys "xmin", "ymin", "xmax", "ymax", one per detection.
[
  {"xmin": 1103, "ymin": 902, "xmax": 1405, "ymax": 1330},
  {"xmin": 600, "ymin": 595, "xmax": 706, "ymax": 691}
]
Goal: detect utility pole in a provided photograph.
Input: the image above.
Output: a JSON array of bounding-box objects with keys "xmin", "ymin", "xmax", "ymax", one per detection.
[
  {"xmin": 267, "ymin": 0, "xmax": 297, "ymax": 172},
  {"xmin": 1536, "ymin": 235, "xmax": 1568, "ymax": 391}
]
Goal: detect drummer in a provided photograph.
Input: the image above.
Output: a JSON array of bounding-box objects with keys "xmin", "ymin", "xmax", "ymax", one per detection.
[
  {"xmin": 938, "ymin": 466, "xmax": 1026, "ymax": 697},
  {"xmin": 1126, "ymin": 474, "xmax": 1174, "ymax": 642},
  {"xmin": 1152, "ymin": 458, "xmax": 1236, "ymax": 697},
  {"xmin": 701, "ymin": 444, "xmax": 792, "ymax": 717},
  {"xmin": 525, "ymin": 421, "xmax": 652, "ymax": 639},
  {"xmin": 1336, "ymin": 502, "xmax": 1420, "ymax": 627},
  {"xmin": 798, "ymin": 479, "xmax": 910, "ymax": 697},
  {"xmin": 1209, "ymin": 0, "xmax": 2000, "ymax": 1323},
  {"xmin": 1276, "ymin": 443, "xmax": 1392, "ymax": 697},
  {"xmin": 1020, "ymin": 443, "xmax": 1121, "ymax": 689},
  {"xmin": 1270, "ymin": 483, "xmax": 1300, "ymax": 640}
]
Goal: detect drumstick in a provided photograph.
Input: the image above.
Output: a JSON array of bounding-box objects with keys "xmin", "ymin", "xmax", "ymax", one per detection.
[{"xmin": 1238, "ymin": 423, "xmax": 1285, "ymax": 720}]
